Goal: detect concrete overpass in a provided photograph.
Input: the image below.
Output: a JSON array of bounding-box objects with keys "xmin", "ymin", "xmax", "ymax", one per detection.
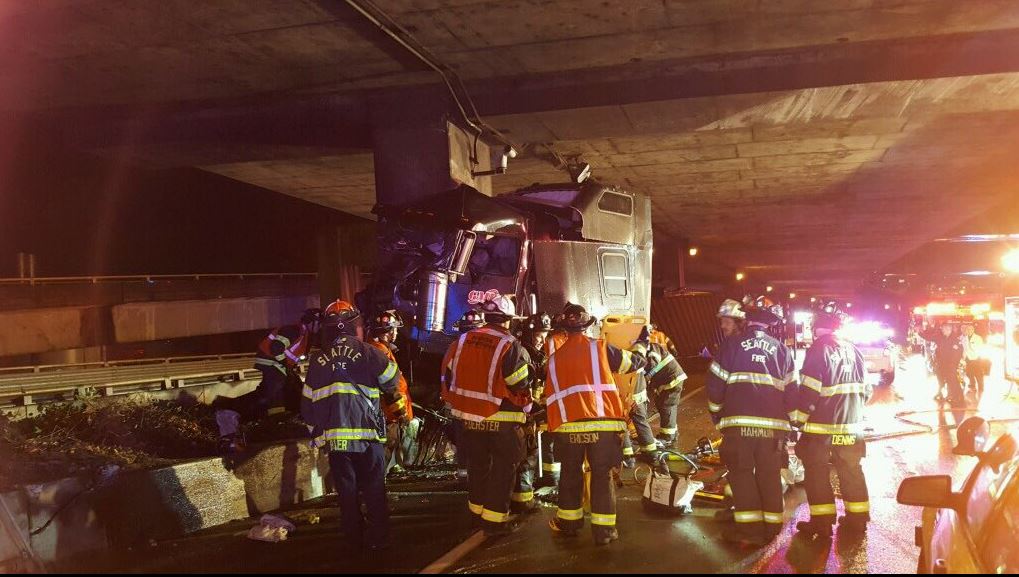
[{"xmin": 3, "ymin": 0, "xmax": 1018, "ymax": 307}]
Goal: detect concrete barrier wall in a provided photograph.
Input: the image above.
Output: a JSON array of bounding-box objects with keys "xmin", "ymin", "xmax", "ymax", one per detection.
[
  {"xmin": 0, "ymin": 307, "xmax": 105, "ymax": 357},
  {"xmin": 112, "ymin": 295, "xmax": 319, "ymax": 343},
  {"xmin": 0, "ymin": 441, "xmax": 332, "ymax": 569}
]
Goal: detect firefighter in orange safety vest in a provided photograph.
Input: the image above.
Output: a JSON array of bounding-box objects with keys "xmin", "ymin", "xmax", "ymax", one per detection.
[
  {"xmin": 546, "ymin": 303, "xmax": 649, "ymax": 546},
  {"xmin": 441, "ymin": 296, "xmax": 533, "ymax": 536},
  {"xmin": 213, "ymin": 307, "xmax": 321, "ymax": 453},
  {"xmin": 367, "ymin": 310, "xmax": 415, "ymax": 475}
]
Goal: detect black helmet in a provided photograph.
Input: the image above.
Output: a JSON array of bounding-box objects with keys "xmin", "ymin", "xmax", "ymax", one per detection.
[
  {"xmin": 372, "ymin": 310, "xmax": 403, "ymax": 334},
  {"xmin": 744, "ymin": 306, "xmax": 782, "ymax": 327},
  {"xmin": 560, "ymin": 302, "xmax": 596, "ymax": 332},
  {"xmin": 523, "ymin": 312, "xmax": 552, "ymax": 334},
  {"xmin": 322, "ymin": 300, "xmax": 361, "ymax": 336},
  {"xmin": 301, "ymin": 308, "xmax": 322, "ymax": 326},
  {"xmin": 454, "ymin": 309, "xmax": 486, "ymax": 333}
]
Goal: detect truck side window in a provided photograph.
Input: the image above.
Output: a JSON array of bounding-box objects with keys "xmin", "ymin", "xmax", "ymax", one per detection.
[{"xmin": 600, "ymin": 251, "xmax": 629, "ymax": 297}]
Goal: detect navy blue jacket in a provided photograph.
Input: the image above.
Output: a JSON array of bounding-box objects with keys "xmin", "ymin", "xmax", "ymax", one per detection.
[
  {"xmin": 795, "ymin": 333, "xmax": 869, "ymax": 436},
  {"xmin": 706, "ymin": 327, "xmax": 797, "ymax": 432}
]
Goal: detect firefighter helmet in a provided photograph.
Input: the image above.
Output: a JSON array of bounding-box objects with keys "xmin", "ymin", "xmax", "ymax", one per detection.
[
  {"xmin": 300, "ymin": 308, "xmax": 322, "ymax": 326},
  {"xmin": 372, "ymin": 310, "xmax": 403, "ymax": 334},
  {"xmin": 560, "ymin": 302, "xmax": 596, "ymax": 331},
  {"xmin": 323, "ymin": 299, "xmax": 361, "ymax": 333},
  {"xmin": 454, "ymin": 309, "xmax": 486, "ymax": 332},
  {"xmin": 744, "ymin": 306, "xmax": 782, "ymax": 327},
  {"xmin": 480, "ymin": 294, "xmax": 516, "ymax": 321},
  {"xmin": 814, "ymin": 307, "xmax": 844, "ymax": 331},
  {"xmin": 522, "ymin": 312, "xmax": 552, "ymax": 334},
  {"xmin": 717, "ymin": 299, "xmax": 746, "ymax": 319}
]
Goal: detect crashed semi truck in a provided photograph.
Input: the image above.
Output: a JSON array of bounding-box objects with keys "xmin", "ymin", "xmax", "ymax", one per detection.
[{"xmin": 360, "ymin": 181, "xmax": 653, "ymax": 398}]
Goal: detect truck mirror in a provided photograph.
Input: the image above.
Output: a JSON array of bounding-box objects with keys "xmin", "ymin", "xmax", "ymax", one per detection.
[
  {"xmin": 984, "ymin": 434, "xmax": 1018, "ymax": 473},
  {"xmin": 896, "ymin": 475, "xmax": 954, "ymax": 509},
  {"xmin": 954, "ymin": 416, "xmax": 989, "ymax": 456},
  {"xmin": 449, "ymin": 231, "xmax": 477, "ymax": 275}
]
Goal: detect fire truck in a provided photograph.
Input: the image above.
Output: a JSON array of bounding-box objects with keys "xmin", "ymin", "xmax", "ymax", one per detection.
[{"xmin": 361, "ymin": 181, "xmax": 652, "ymax": 394}]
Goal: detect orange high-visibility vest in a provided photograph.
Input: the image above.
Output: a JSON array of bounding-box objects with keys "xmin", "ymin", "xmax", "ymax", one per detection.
[
  {"xmin": 255, "ymin": 325, "xmax": 309, "ymax": 373},
  {"xmin": 369, "ymin": 340, "xmax": 413, "ymax": 422},
  {"xmin": 445, "ymin": 327, "xmax": 520, "ymax": 422},
  {"xmin": 543, "ymin": 330, "xmax": 569, "ymax": 357},
  {"xmin": 545, "ymin": 333, "xmax": 625, "ymax": 433}
]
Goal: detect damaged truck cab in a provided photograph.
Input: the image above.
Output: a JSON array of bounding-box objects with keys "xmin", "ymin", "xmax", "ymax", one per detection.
[{"xmin": 364, "ymin": 181, "xmax": 652, "ymax": 389}]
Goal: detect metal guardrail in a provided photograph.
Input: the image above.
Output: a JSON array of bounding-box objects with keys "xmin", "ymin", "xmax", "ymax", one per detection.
[
  {"xmin": 0, "ymin": 272, "xmax": 318, "ymax": 286},
  {"xmin": 0, "ymin": 353, "xmax": 253, "ymax": 375},
  {"xmin": 0, "ymin": 356, "xmax": 290, "ymax": 416}
]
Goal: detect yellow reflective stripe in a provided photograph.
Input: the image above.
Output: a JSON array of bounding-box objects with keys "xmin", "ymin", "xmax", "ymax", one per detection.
[
  {"xmin": 486, "ymin": 411, "xmax": 527, "ymax": 423},
  {"xmin": 734, "ymin": 511, "xmax": 763, "ymax": 523},
  {"xmin": 302, "ymin": 382, "xmax": 379, "ymax": 402},
  {"xmin": 641, "ymin": 443, "xmax": 657, "ymax": 452},
  {"xmin": 632, "ymin": 390, "xmax": 649, "ymax": 404},
  {"xmin": 728, "ymin": 372, "xmax": 785, "ymax": 390},
  {"xmin": 802, "ymin": 422, "xmax": 862, "ymax": 435},
  {"xmin": 801, "ymin": 375, "xmax": 823, "ymax": 393},
  {"xmin": 378, "ymin": 361, "xmax": 398, "ymax": 383},
  {"xmin": 810, "ymin": 503, "xmax": 837, "ymax": 516},
  {"xmin": 763, "ymin": 512, "xmax": 784, "ymax": 524},
  {"xmin": 255, "ymin": 357, "xmax": 287, "ymax": 373},
  {"xmin": 315, "ymin": 428, "xmax": 382, "ymax": 444},
  {"xmin": 270, "ymin": 333, "xmax": 292, "ymax": 348},
  {"xmin": 390, "ymin": 397, "xmax": 407, "ymax": 409},
  {"xmin": 481, "ymin": 508, "xmax": 509, "ymax": 523},
  {"xmin": 468, "ymin": 502, "xmax": 484, "ymax": 515},
  {"xmin": 719, "ymin": 416, "xmax": 791, "ymax": 431},
  {"xmin": 782, "ymin": 372, "xmax": 797, "ymax": 386},
  {"xmin": 505, "ymin": 363, "xmax": 529, "ymax": 386},
  {"xmin": 555, "ymin": 420, "xmax": 626, "ymax": 433},
  {"xmin": 708, "ymin": 401, "xmax": 723, "ymax": 413},
  {"xmin": 542, "ymin": 462, "xmax": 561, "ymax": 473},
  {"xmin": 844, "ymin": 501, "xmax": 870, "ymax": 513},
  {"xmin": 709, "ymin": 361, "xmax": 730, "ymax": 381},
  {"xmin": 511, "ymin": 491, "xmax": 534, "ymax": 503},
  {"xmin": 647, "ymin": 354, "xmax": 675, "ymax": 377},
  {"xmin": 820, "ymin": 382, "xmax": 867, "ymax": 397},
  {"xmin": 660, "ymin": 375, "xmax": 686, "ymax": 390},
  {"xmin": 659, "ymin": 426, "xmax": 677, "ymax": 435},
  {"xmin": 622, "ymin": 446, "xmax": 635, "ymax": 456},
  {"xmin": 618, "ymin": 350, "xmax": 633, "ymax": 374},
  {"xmin": 789, "ymin": 410, "xmax": 809, "ymax": 423},
  {"xmin": 557, "ymin": 508, "xmax": 584, "ymax": 521},
  {"xmin": 590, "ymin": 513, "xmax": 616, "ymax": 526}
]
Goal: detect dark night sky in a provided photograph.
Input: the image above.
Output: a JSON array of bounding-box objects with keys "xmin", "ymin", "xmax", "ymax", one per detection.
[{"xmin": 0, "ymin": 149, "xmax": 362, "ymax": 278}]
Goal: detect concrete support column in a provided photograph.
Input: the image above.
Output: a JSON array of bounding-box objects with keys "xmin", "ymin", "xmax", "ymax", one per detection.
[{"xmin": 317, "ymin": 222, "xmax": 375, "ymax": 307}]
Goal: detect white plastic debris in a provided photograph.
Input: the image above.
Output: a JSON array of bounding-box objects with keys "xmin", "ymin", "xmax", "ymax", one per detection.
[
  {"xmin": 259, "ymin": 514, "xmax": 296, "ymax": 532},
  {"xmin": 246, "ymin": 514, "xmax": 297, "ymax": 542}
]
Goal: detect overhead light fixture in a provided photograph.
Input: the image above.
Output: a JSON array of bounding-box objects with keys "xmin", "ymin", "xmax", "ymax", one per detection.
[
  {"xmin": 688, "ymin": 247, "xmax": 699, "ymax": 257},
  {"xmin": 766, "ymin": 285, "xmax": 773, "ymax": 292},
  {"xmin": 1004, "ymin": 248, "xmax": 1019, "ymax": 273},
  {"xmin": 884, "ymin": 304, "xmax": 891, "ymax": 310},
  {"xmin": 735, "ymin": 272, "xmax": 745, "ymax": 281},
  {"xmin": 788, "ymin": 292, "xmax": 797, "ymax": 299},
  {"xmin": 810, "ymin": 297, "xmax": 817, "ymax": 303},
  {"xmin": 568, "ymin": 161, "xmax": 592, "ymax": 184},
  {"xmin": 846, "ymin": 302, "xmax": 853, "ymax": 308}
]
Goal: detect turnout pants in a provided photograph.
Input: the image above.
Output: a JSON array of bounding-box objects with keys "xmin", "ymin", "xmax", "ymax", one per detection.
[
  {"xmin": 511, "ymin": 423, "xmax": 538, "ymax": 510},
  {"xmin": 964, "ymin": 359, "xmax": 986, "ymax": 397},
  {"xmin": 554, "ymin": 430, "xmax": 623, "ymax": 537},
  {"xmin": 212, "ymin": 366, "xmax": 290, "ymax": 436},
  {"xmin": 462, "ymin": 420, "xmax": 526, "ymax": 531},
  {"xmin": 651, "ymin": 384, "xmax": 682, "ymax": 442},
  {"xmin": 796, "ymin": 432, "xmax": 869, "ymax": 526},
  {"xmin": 539, "ymin": 425, "xmax": 560, "ymax": 485},
  {"xmin": 329, "ymin": 444, "xmax": 390, "ymax": 550},
  {"xmin": 720, "ymin": 428, "xmax": 787, "ymax": 537}
]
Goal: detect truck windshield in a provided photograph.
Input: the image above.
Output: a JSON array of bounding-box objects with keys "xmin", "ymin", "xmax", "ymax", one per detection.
[{"xmin": 468, "ymin": 234, "xmax": 520, "ymax": 277}]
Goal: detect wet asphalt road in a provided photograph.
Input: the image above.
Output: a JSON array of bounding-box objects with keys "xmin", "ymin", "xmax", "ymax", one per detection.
[
  {"xmin": 448, "ymin": 352, "xmax": 1019, "ymax": 574},
  {"xmin": 86, "ymin": 353, "xmax": 1019, "ymax": 573}
]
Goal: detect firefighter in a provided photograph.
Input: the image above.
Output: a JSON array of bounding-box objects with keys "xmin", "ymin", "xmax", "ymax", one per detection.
[
  {"xmin": 546, "ymin": 303, "xmax": 649, "ymax": 546},
  {"xmin": 793, "ymin": 309, "xmax": 871, "ymax": 539},
  {"xmin": 301, "ymin": 300, "xmax": 403, "ymax": 556},
  {"xmin": 442, "ymin": 296, "xmax": 533, "ymax": 536},
  {"xmin": 514, "ymin": 313, "xmax": 560, "ymax": 493},
  {"xmin": 622, "ymin": 372, "xmax": 663, "ymax": 469},
  {"xmin": 717, "ymin": 298, "xmax": 746, "ymax": 339},
  {"xmin": 367, "ymin": 310, "xmax": 414, "ymax": 474},
  {"xmin": 646, "ymin": 327, "xmax": 688, "ymax": 448},
  {"xmin": 441, "ymin": 309, "xmax": 489, "ymax": 479},
  {"xmin": 706, "ymin": 306, "xmax": 798, "ymax": 546},
  {"xmin": 213, "ymin": 307, "xmax": 321, "ymax": 453}
]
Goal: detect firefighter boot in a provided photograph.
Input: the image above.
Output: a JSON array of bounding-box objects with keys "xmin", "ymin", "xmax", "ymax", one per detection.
[
  {"xmin": 795, "ymin": 520, "xmax": 833, "ymax": 540},
  {"xmin": 838, "ymin": 515, "xmax": 868, "ymax": 536},
  {"xmin": 548, "ymin": 518, "xmax": 579, "ymax": 538},
  {"xmin": 592, "ymin": 525, "xmax": 619, "ymax": 546}
]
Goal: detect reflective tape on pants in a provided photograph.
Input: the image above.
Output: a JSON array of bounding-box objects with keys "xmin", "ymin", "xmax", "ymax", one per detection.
[
  {"xmin": 763, "ymin": 511, "xmax": 784, "ymax": 524},
  {"xmin": 734, "ymin": 510, "xmax": 763, "ymax": 523},
  {"xmin": 844, "ymin": 500, "xmax": 870, "ymax": 514},
  {"xmin": 810, "ymin": 503, "xmax": 837, "ymax": 516},
  {"xmin": 481, "ymin": 508, "xmax": 509, "ymax": 523},
  {"xmin": 468, "ymin": 502, "xmax": 483, "ymax": 515},
  {"xmin": 511, "ymin": 491, "xmax": 534, "ymax": 503},
  {"xmin": 590, "ymin": 513, "xmax": 616, "ymax": 526},
  {"xmin": 557, "ymin": 508, "xmax": 584, "ymax": 521}
]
